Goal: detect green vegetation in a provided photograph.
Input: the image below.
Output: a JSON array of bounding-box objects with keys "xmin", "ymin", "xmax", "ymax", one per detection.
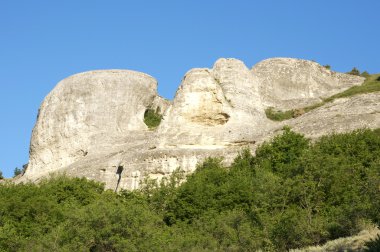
[
  {"xmin": 266, "ymin": 73, "xmax": 380, "ymax": 121},
  {"xmin": 143, "ymin": 108, "xmax": 162, "ymax": 129},
  {"xmin": 1, "ymin": 128, "xmax": 380, "ymax": 251},
  {"xmin": 325, "ymin": 73, "xmax": 380, "ymax": 101},
  {"xmin": 347, "ymin": 67, "xmax": 361, "ymax": 76},
  {"xmin": 365, "ymin": 235, "xmax": 380, "ymax": 252},
  {"xmin": 361, "ymin": 71, "xmax": 370, "ymax": 78},
  {"xmin": 13, "ymin": 167, "xmax": 22, "ymax": 177},
  {"xmin": 265, "ymin": 107, "xmax": 296, "ymax": 121},
  {"xmin": 0, "ymin": 170, "xmax": 3, "ymax": 180}
]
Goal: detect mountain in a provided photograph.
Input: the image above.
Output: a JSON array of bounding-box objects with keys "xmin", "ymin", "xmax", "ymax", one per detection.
[{"xmin": 16, "ymin": 58, "xmax": 379, "ymax": 191}]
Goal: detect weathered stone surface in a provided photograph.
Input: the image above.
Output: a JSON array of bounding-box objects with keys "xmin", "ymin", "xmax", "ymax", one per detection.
[
  {"xmin": 158, "ymin": 58, "xmax": 271, "ymax": 147},
  {"xmin": 18, "ymin": 57, "xmax": 379, "ymax": 191},
  {"xmin": 252, "ymin": 58, "xmax": 365, "ymax": 110},
  {"xmin": 288, "ymin": 92, "xmax": 380, "ymax": 139},
  {"xmin": 24, "ymin": 70, "xmax": 161, "ymax": 181}
]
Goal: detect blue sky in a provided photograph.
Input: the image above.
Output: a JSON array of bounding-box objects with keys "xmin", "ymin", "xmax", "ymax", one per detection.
[{"xmin": 0, "ymin": 0, "xmax": 379, "ymax": 178}]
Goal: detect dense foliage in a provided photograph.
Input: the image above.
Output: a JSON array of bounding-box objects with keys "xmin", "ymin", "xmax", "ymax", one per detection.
[{"xmin": 0, "ymin": 128, "xmax": 379, "ymax": 251}]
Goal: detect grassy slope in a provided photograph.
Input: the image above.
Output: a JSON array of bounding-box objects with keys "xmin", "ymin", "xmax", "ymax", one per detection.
[
  {"xmin": 291, "ymin": 227, "xmax": 380, "ymax": 252},
  {"xmin": 266, "ymin": 73, "xmax": 380, "ymax": 121}
]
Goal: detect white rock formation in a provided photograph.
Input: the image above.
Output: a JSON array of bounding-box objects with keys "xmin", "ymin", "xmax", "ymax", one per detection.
[
  {"xmin": 288, "ymin": 92, "xmax": 380, "ymax": 139},
  {"xmin": 158, "ymin": 58, "xmax": 270, "ymax": 147},
  {"xmin": 252, "ymin": 58, "xmax": 365, "ymax": 110},
  {"xmin": 26, "ymin": 70, "xmax": 161, "ymax": 180},
  {"xmin": 18, "ymin": 57, "xmax": 379, "ymax": 190}
]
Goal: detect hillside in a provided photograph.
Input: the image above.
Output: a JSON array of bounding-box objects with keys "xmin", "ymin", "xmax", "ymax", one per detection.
[
  {"xmin": 266, "ymin": 73, "xmax": 380, "ymax": 121},
  {"xmin": 1, "ymin": 129, "xmax": 380, "ymax": 251},
  {"xmin": 2, "ymin": 58, "xmax": 380, "ymax": 250},
  {"xmin": 15, "ymin": 57, "xmax": 380, "ymax": 191}
]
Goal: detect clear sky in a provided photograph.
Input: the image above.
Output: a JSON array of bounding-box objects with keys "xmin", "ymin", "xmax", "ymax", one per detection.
[{"xmin": 0, "ymin": 0, "xmax": 379, "ymax": 178}]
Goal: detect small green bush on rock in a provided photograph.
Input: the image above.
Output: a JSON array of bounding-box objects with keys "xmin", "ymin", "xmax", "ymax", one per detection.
[
  {"xmin": 265, "ymin": 107, "xmax": 295, "ymax": 121},
  {"xmin": 144, "ymin": 108, "xmax": 162, "ymax": 129}
]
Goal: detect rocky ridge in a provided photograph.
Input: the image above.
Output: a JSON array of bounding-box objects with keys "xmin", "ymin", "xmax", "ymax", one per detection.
[{"xmin": 18, "ymin": 58, "xmax": 377, "ymax": 191}]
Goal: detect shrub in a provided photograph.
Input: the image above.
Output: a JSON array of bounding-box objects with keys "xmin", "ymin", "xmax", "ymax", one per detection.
[
  {"xmin": 143, "ymin": 108, "xmax": 162, "ymax": 129},
  {"xmin": 13, "ymin": 167, "xmax": 22, "ymax": 177},
  {"xmin": 324, "ymin": 64, "xmax": 331, "ymax": 70},
  {"xmin": 364, "ymin": 235, "xmax": 380, "ymax": 252},
  {"xmin": 265, "ymin": 107, "xmax": 294, "ymax": 121},
  {"xmin": 361, "ymin": 71, "xmax": 370, "ymax": 78},
  {"xmin": 348, "ymin": 67, "xmax": 360, "ymax": 76},
  {"xmin": 0, "ymin": 170, "xmax": 3, "ymax": 179}
]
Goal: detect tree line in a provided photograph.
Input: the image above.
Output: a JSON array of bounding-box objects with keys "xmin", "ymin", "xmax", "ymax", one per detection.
[{"xmin": 0, "ymin": 128, "xmax": 379, "ymax": 251}]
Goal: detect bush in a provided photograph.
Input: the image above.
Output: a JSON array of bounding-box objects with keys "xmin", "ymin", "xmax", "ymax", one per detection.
[
  {"xmin": 324, "ymin": 64, "xmax": 331, "ymax": 70},
  {"xmin": 364, "ymin": 235, "xmax": 380, "ymax": 252},
  {"xmin": 144, "ymin": 108, "xmax": 162, "ymax": 129},
  {"xmin": 361, "ymin": 71, "xmax": 370, "ymax": 78},
  {"xmin": 348, "ymin": 67, "xmax": 360, "ymax": 76},
  {"xmin": 13, "ymin": 167, "xmax": 22, "ymax": 177},
  {"xmin": 265, "ymin": 107, "xmax": 294, "ymax": 121},
  {"xmin": 0, "ymin": 170, "xmax": 3, "ymax": 179}
]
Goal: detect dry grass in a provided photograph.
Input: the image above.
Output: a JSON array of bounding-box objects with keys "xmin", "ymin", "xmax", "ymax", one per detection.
[{"xmin": 291, "ymin": 226, "xmax": 380, "ymax": 252}]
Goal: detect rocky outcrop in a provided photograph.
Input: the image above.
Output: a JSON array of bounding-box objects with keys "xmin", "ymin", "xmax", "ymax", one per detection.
[
  {"xmin": 252, "ymin": 58, "xmax": 365, "ymax": 110},
  {"xmin": 288, "ymin": 92, "xmax": 380, "ymax": 139},
  {"xmin": 18, "ymin": 58, "xmax": 379, "ymax": 190},
  {"xmin": 157, "ymin": 58, "xmax": 271, "ymax": 147},
  {"xmin": 25, "ymin": 70, "xmax": 162, "ymax": 181}
]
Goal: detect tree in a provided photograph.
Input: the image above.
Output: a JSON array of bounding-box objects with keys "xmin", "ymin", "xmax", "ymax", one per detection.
[
  {"xmin": 14, "ymin": 167, "xmax": 22, "ymax": 177},
  {"xmin": 348, "ymin": 67, "xmax": 360, "ymax": 76},
  {"xmin": 0, "ymin": 170, "xmax": 3, "ymax": 179},
  {"xmin": 361, "ymin": 71, "xmax": 370, "ymax": 78}
]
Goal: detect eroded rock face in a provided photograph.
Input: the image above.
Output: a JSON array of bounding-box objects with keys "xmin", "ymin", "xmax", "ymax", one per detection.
[
  {"xmin": 252, "ymin": 58, "xmax": 365, "ymax": 110},
  {"xmin": 288, "ymin": 92, "xmax": 380, "ymax": 139},
  {"xmin": 25, "ymin": 70, "xmax": 160, "ymax": 180},
  {"xmin": 158, "ymin": 58, "xmax": 270, "ymax": 147},
  {"xmin": 19, "ymin": 57, "xmax": 379, "ymax": 190}
]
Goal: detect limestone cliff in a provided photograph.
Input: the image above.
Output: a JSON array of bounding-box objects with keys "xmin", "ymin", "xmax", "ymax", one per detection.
[
  {"xmin": 252, "ymin": 58, "xmax": 364, "ymax": 110},
  {"xmin": 18, "ymin": 58, "xmax": 378, "ymax": 190}
]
